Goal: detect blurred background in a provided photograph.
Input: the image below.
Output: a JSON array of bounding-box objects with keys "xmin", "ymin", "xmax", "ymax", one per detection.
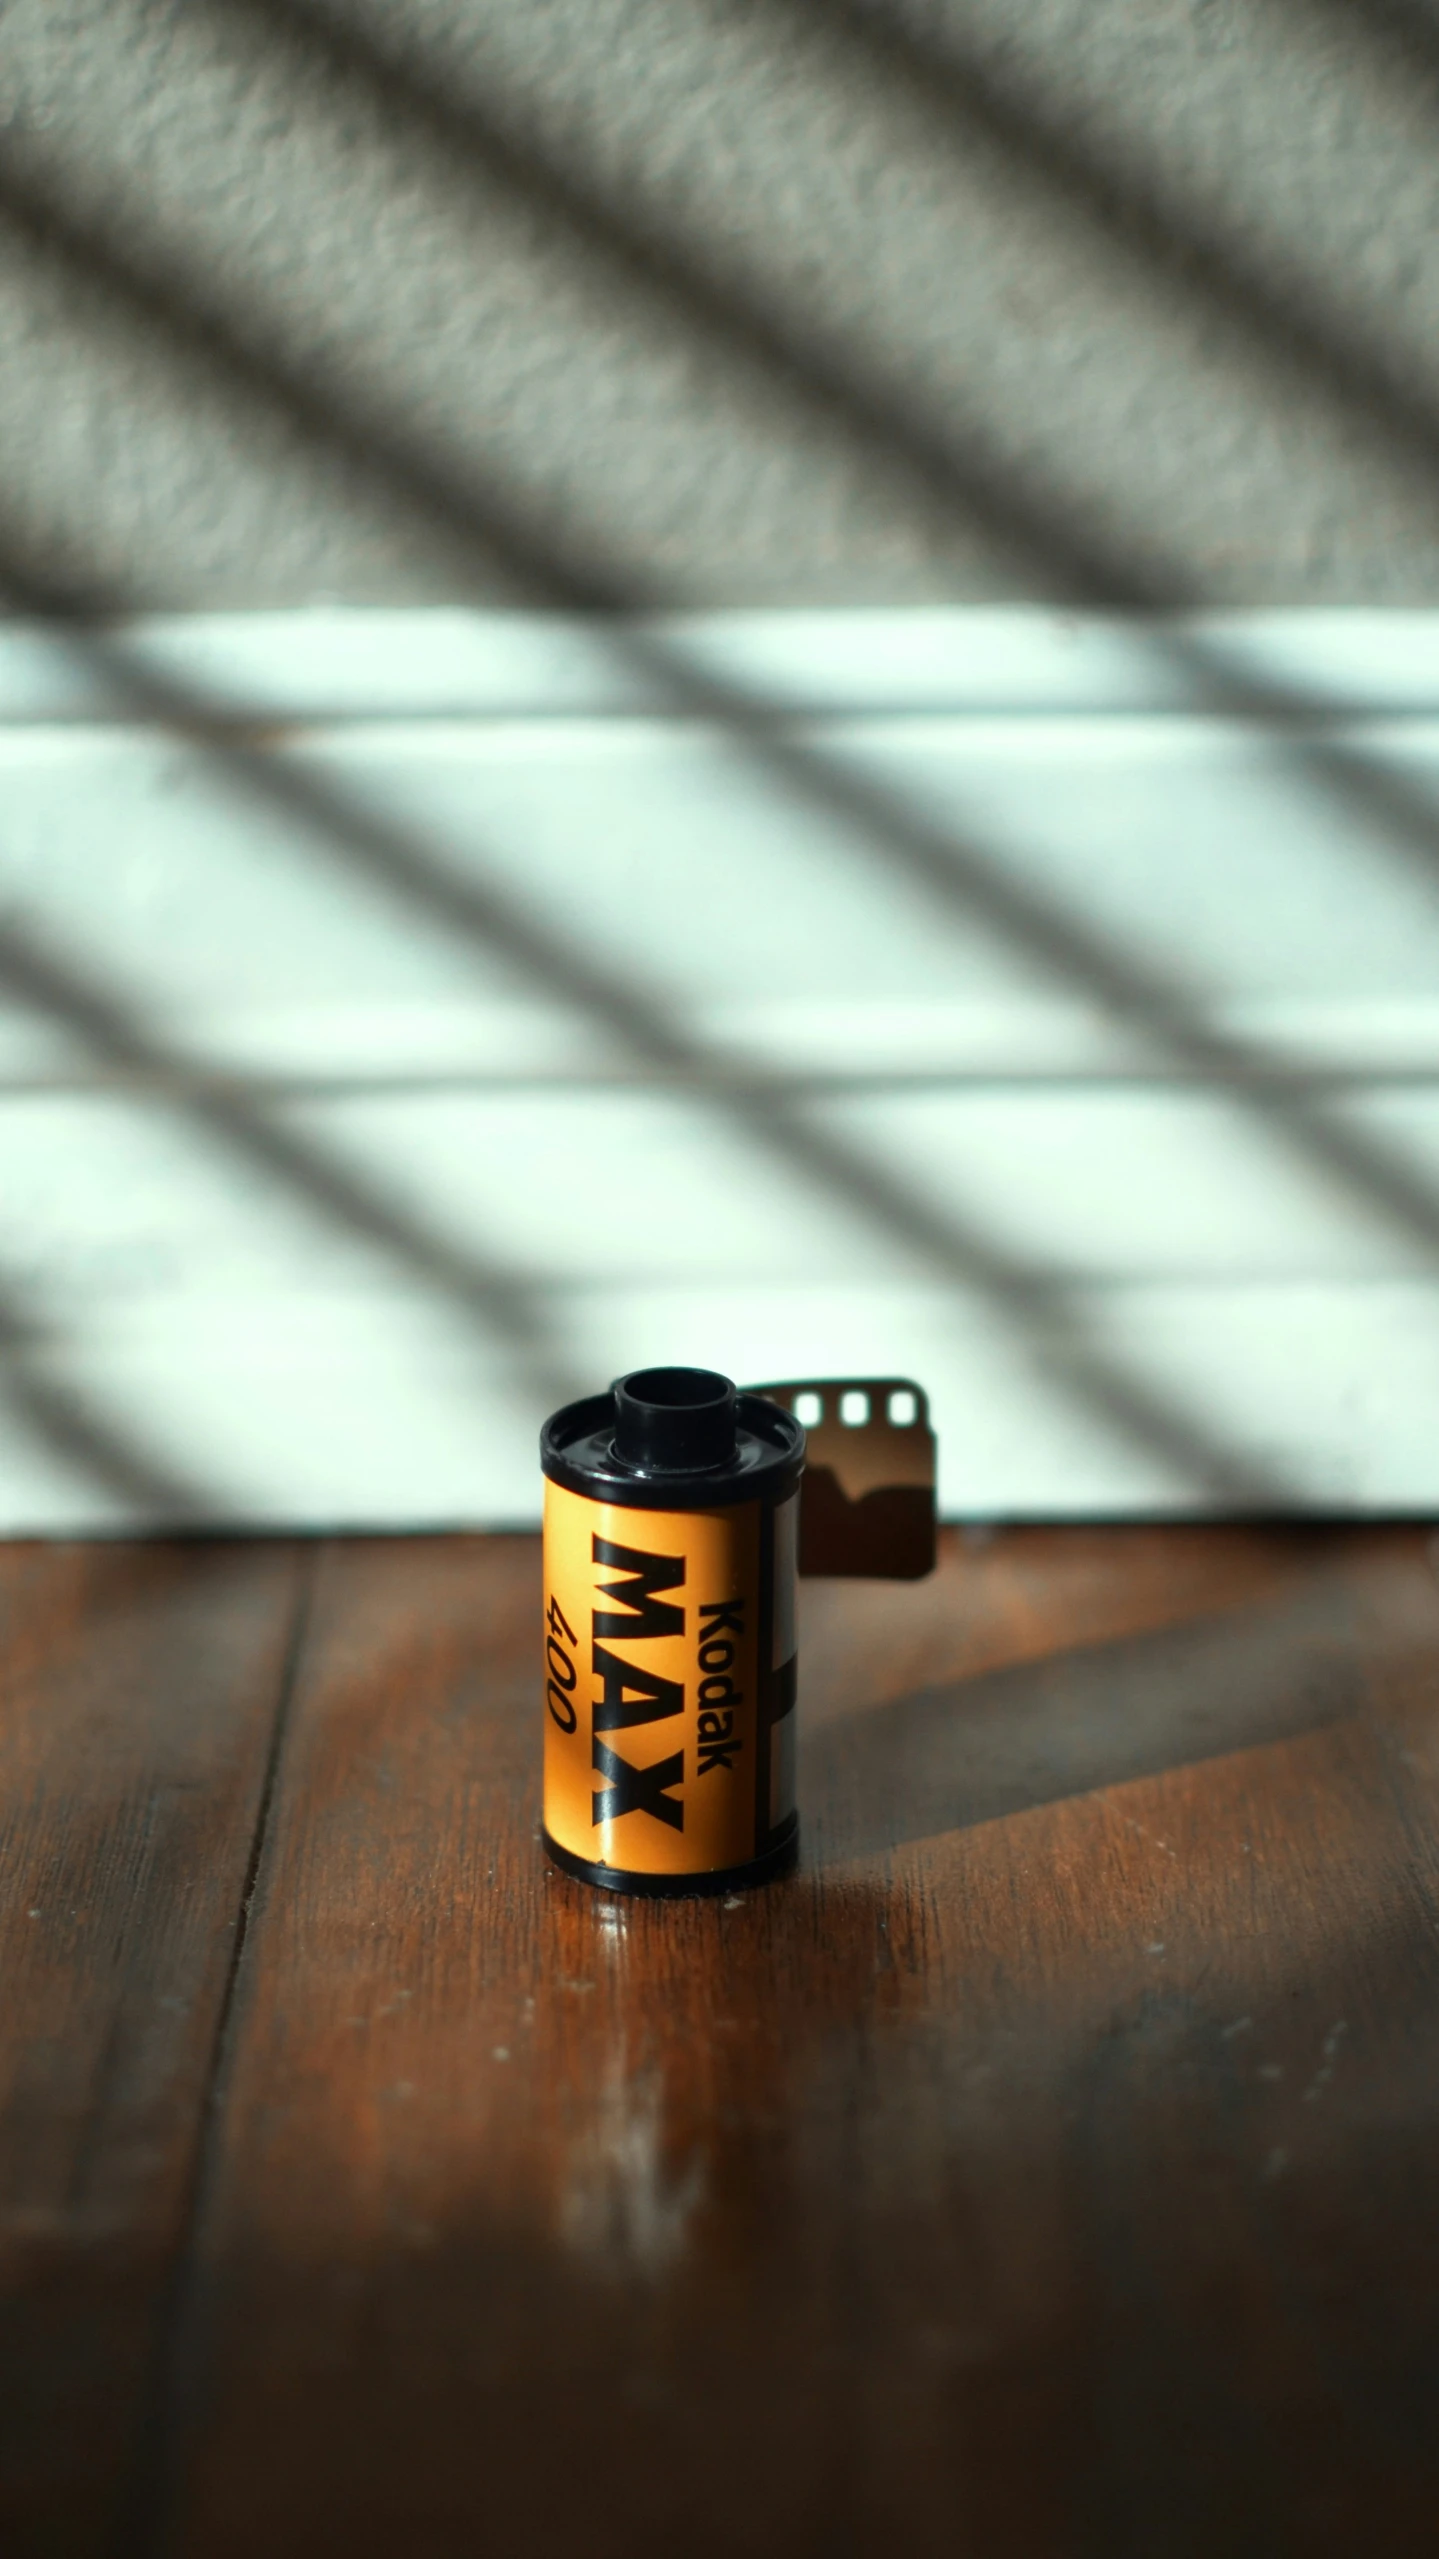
[{"xmin": 3, "ymin": 0, "xmax": 1439, "ymax": 1527}]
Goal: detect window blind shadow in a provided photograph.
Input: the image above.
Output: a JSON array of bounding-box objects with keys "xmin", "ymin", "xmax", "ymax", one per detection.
[{"xmin": 0, "ymin": 3, "xmax": 1437, "ymax": 1513}]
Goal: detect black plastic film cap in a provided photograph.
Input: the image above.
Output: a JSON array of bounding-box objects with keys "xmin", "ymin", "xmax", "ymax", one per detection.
[{"xmin": 612, "ymin": 1366, "xmax": 737, "ymax": 1473}]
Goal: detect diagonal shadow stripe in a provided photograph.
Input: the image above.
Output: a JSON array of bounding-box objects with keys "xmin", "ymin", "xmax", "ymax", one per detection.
[
  {"xmin": 0, "ymin": 568, "xmax": 1296, "ymax": 1509},
  {"xmin": 0, "ymin": 908, "xmax": 585, "ymax": 1420},
  {"xmin": 0, "ymin": 33, "xmax": 1426, "ymax": 1512},
  {"xmin": 177, "ymin": 0, "xmax": 1439, "ymax": 950},
  {"xmin": 1287, "ymin": 0, "xmax": 1439, "ymax": 108},
  {"xmin": 2, "ymin": 147, "xmax": 1438, "ymax": 1499},
  {"xmin": 776, "ymin": 0, "xmax": 1439, "ymax": 509},
  {"xmin": 206, "ymin": 0, "xmax": 1439, "ymax": 580},
  {"xmin": 0, "ymin": 1283, "xmax": 215, "ymax": 1521},
  {"xmin": 6, "ymin": 147, "xmax": 1439, "ymax": 1304},
  {"xmin": 806, "ymin": 1572, "xmax": 1358, "ymax": 1861}
]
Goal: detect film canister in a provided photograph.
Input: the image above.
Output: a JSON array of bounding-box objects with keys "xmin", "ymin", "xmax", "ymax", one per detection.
[{"xmin": 541, "ymin": 1365, "xmax": 804, "ymax": 1896}]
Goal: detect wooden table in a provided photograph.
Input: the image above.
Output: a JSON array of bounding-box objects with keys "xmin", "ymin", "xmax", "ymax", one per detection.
[{"xmin": 3, "ymin": 1527, "xmax": 1438, "ymax": 2557}]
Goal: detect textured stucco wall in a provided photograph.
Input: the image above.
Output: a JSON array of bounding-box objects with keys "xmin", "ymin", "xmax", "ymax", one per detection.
[{"xmin": 1, "ymin": 0, "xmax": 1438, "ymax": 608}]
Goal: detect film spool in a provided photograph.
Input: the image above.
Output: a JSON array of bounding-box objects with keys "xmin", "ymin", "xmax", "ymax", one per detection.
[{"xmin": 540, "ymin": 1365, "xmax": 804, "ymax": 1895}]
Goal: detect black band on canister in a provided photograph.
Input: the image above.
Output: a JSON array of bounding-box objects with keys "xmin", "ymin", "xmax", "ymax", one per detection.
[{"xmin": 541, "ymin": 1367, "xmax": 802, "ymax": 1514}]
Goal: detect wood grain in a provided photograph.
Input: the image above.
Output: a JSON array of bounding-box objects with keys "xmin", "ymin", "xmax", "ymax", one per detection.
[
  {"xmin": 0, "ymin": 1539, "xmax": 305, "ymax": 2558},
  {"xmin": 146, "ymin": 1525, "xmax": 1439, "ymax": 2559}
]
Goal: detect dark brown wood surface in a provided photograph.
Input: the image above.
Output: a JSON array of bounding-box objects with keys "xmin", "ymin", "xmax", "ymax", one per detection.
[
  {"xmin": 0, "ymin": 1540, "xmax": 307, "ymax": 2559},
  {"xmin": 4, "ymin": 1528, "xmax": 1439, "ymax": 2557}
]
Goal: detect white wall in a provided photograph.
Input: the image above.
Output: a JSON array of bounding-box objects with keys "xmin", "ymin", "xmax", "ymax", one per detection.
[
  {"xmin": 1, "ymin": 0, "xmax": 1439, "ymax": 610},
  {"xmin": 5, "ymin": 6, "xmax": 1439, "ymax": 1522},
  {"xmin": 3, "ymin": 608, "xmax": 1439, "ymax": 1528}
]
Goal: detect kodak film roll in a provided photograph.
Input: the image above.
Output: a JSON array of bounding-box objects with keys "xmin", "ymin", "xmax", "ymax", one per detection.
[{"xmin": 540, "ymin": 1366, "xmax": 803, "ymax": 1895}]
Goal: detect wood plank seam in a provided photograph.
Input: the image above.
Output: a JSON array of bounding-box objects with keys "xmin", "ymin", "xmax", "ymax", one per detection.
[{"xmin": 108, "ymin": 1542, "xmax": 320, "ymax": 2559}]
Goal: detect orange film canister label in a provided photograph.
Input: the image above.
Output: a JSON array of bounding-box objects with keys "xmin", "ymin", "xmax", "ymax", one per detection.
[
  {"xmin": 542, "ymin": 1479, "xmax": 798, "ymax": 1887},
  {"xmin": 539, "ymin": 1366, "xmax": 803, "ymax": 1894}
]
